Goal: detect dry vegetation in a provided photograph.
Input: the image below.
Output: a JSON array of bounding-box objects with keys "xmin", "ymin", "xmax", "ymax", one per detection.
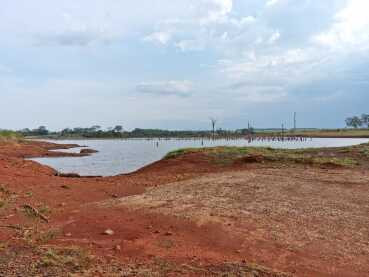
[
  {"xmin": 276, "ymin": 129, "xmax": 369, "ymax": 138},
  {"xmin": 0, "ymin": 130, "xmax": 23, "ymax": 142},
  {"xmin": 165, "ymin": 144, "xmax": 368, "ymax": 167}
]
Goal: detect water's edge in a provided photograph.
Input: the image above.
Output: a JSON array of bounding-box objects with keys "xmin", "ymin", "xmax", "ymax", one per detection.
[{"xmin": 30, "ymin": 138, "xmax": 369, "ymax": 177}]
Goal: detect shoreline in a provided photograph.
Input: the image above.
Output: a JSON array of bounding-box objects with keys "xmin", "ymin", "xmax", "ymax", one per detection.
[
  {"xmin": 26, "ymin": 137, "xmax": 369, "ymax": 178},
  {"xmin": 1, "ymin": 139, "xmax": 369, "ymax": 276}
]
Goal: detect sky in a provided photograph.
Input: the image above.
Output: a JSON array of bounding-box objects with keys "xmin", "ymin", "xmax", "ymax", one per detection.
[{"xmin": 1, "ymin": 0, "xmax": 368, "ymax": 131}]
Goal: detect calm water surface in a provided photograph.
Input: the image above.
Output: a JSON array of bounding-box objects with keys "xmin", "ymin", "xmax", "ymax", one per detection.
[{"xmin": 30, "ymin": 138, "xmax": 369, "ymax": 176}]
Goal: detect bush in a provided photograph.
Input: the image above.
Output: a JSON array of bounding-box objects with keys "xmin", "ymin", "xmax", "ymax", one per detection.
[{"xmin": 0, "ymin": 130, "xmax": 23, "ymax": 141}]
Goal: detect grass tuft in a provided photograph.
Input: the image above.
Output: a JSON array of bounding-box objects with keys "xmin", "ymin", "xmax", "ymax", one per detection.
[{"xmin": 39, "ymin": 247, "xmax": 92, "ymax": 272}]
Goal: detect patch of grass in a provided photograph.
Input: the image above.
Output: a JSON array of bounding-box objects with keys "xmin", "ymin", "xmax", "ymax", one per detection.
[
  {"xmin": 258, "ymin": 151, "xmax": 358, "ymax": 167},
  {"xmin": 359, "ymin": 145, "xmax": 369, "ymax": 159},
  {"xmin": 38, "ymin": 205, "xmax": 51, "ymax": 216},
  {"xmin": 22, "ymin": 204, "xmax": 50, "ymax": 221},
  {"xmin": 0, "ymin": 244, "xmax": 94, "ymax": 276},
  {"xmin": 22, "ymin": 206, "xmax": 38, "ymax": 219},
  {"xmin": 262, "ymin": 128, "xmax": 369, "ymax": 138},
  {"xmin": 0, "ymin": 185, "xmax": 12, "ymax": 211},
  {"xmin": 0, "ymin": 185, "xmax": 11, "ymax": 195},
  {"xmin": 165, "ymin": 145, "xmax": 361, "ymax": 167},
  {"xmin": 165, "ymin": 146, "xmax": 251, "ymax": 159},
  {"xmin": 206, "ymin": 147, "xmax": 251, "ymax": 165},
  {"xmin": 36, "ymin": 229, "xmax": 61, "ymax": 244},
  {"xmin": 0, "ymin": 130, "xmax": 23, "ymax": 142},
  {"xmin": 165, "ymin": 148, "xmax": 198, "ymax": 159},
  {"xmin": 307, "ymin": 157, "xmax": 358, "ymax": 167},
  {"xmin": 157, "ymin": 239, "xmax": 174, "ymax": 249},
  {"xmin": 39, "ymin": 247, "xmax": 92, "ymax": 272}
]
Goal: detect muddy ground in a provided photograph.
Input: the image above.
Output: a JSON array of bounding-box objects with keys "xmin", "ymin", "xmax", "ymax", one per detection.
[{"xmin": 0, "ymin": 140, "xmax": 369, "ymax": 276}]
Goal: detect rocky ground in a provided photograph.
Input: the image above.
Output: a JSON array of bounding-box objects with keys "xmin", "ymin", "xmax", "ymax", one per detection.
[{"xmin": 1, "ymin": 139, "xmax": 369, "ymax": 276}]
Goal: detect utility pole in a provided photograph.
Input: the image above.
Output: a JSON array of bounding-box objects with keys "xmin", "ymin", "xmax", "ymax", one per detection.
[
  {"xmin": 293, "ymin": 112, "xmax": 297, "ymax": 131},
  {"xmin": 282, "ymin": 123, "xmax": 285, "ymax": 137}
]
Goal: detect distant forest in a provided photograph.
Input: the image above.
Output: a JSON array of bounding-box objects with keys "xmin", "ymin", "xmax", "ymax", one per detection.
[
  {"xmin": 17, "ymin": 125, "xmax": 255, "ymax": 139},
  {"xmin": 345, "ymin": 114, "xmax": 369, "ymax": 129},
  {"xmin": 1, "ymin": 114, "xmax": 368, "ymax": 139}
]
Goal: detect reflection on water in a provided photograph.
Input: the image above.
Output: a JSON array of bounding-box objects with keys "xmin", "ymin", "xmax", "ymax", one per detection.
[{"xmin": 30, "ymin": 138, "xmax": 369, "ymax": 176}]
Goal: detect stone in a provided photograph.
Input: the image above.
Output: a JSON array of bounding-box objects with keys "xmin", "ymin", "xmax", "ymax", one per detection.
[{"xmin": 103, "ymin": 229, "xmax": 114, "ymax": 235}]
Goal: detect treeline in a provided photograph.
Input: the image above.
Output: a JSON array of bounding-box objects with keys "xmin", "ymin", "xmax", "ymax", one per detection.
[
  {"xmin": 18, "ymin": 125, "xmax": 255, "ymax": 139},
  {"xmin": 345, "ymin": 114, "xmax": 369, "ymax": 128},
  {"xmin": 19, "ymin": 125, "xmax": 124, "ymax": 138}
]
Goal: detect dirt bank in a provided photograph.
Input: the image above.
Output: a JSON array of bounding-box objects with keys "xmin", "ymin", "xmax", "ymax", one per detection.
[{"xmin": 1, "ymin": 140, "xmax": 369, "ymax": 276}]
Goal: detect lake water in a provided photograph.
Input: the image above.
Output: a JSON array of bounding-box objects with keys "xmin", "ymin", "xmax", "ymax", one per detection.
[{"xmin": 30, "ymin": 138, "xmax": 369, "ymax": 176}]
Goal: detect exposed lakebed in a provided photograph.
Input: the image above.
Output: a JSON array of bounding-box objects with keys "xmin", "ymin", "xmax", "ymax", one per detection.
[{"xmin": 30, "ymin": 138, "xmax": 369, "ymax": 176}]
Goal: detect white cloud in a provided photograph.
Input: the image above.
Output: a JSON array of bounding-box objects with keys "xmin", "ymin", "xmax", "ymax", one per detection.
[
  {"xmin": 268, "ymin": 31, "xmax": 281, "ymax": 44},
  {"xmin": 266, "ymin": 0, "xmax": 280, "ymax": 7},
  {"xmin": 239, "ymin": 16, "xmax": 256, "ymax": 24},
  {"xmin": 221, "ymin": 48, "xmax": 314, "ymax": 79},
  {"xmin": 314, "ymin": 0, "xmax": 369, "ymax": 51},
  {"xmin": 233, "ymin": 85, "xmax": 287, "ymax": 103},
  {"xmin": 0, "ymin": 0, "xmax": 202, "ymax": 46},
  {"xmin": 136, "ymin": 80, "xmax": 194, "ymax": 97},
  {"xmin": 200, "ymin": 0, "xmax": 233, "ymax": 25},
  {"xmin": 141, "ymin": 0, "xmax": 257, "ymax": 53},
  {"xmin": 175, "ymin": 40, "xmax": 205, "ymax": 52},
  {"xmin": 229, "ymin": 16, "xmax": 256, "ymax": 27},
  {"xmin": 144, "ymin": 31, "xmax": 171, "ymax": 45}
]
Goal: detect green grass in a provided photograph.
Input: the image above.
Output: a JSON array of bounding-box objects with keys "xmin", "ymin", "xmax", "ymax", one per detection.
[
  {"xmin": 257, "ymin": 128, "xmax": 369, "ymax": 138},
  {"xmin": 0, "ymin": 130, "xmax": 23, "ymax": 141},
  {"xmin": 165, "ymin": 148, "xmax": 193, "ymax": 159},
  {"xmin": 165, "ymin": 145, "xmax": 363, "ymax": 167},
  {"xmin": 359, "ymin": 144, "xmax": 369, "ymax": 158},
  {"xmin": 165, "ymin": 146, "xmax": 251, "ymax": 159}
]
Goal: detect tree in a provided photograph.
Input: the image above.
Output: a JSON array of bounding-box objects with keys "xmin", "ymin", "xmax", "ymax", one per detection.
[
  {"xmin": 61, "ymin": 128, "xmax": 72, "ymax": 135},
  {"xmin": 113, "ymin": 125, "xmax": 123, "ymax": 133},
  {"xmin": 210, "ymin": 118, "xmax": 217, "ymax": 138},
  {"xmin": 345, "ymin": 116, "xmax": 362, "ymax": 128},
  {"xmin": 19, "ymin": 128, "xmax": 31, "ymax": 134},
  {"xmin": 361, "ymin": 114, "xmax": 369, "ymax": 128},
  {"xmin": 90, "ymin": 125, "xmax": 101, "ymax": 132},
  {"xmin": 33, "ymin": 126, "xmax": 49, "ymax": 135}
]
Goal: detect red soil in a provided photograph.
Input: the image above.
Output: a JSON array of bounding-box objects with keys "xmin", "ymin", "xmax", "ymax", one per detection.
[{"xmin": 1, "ymin": 140, "xmax": 368, "ymax": 276}]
